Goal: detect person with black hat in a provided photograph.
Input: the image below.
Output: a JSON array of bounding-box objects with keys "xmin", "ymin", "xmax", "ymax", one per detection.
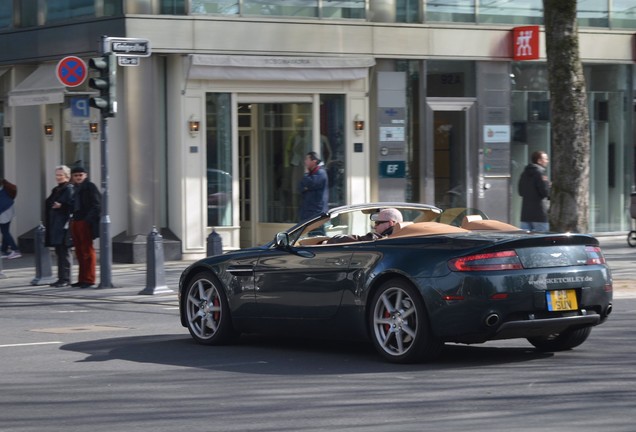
[{"xmin": 70, "ymin": 166, "xmax": 101, "ymax": 289}]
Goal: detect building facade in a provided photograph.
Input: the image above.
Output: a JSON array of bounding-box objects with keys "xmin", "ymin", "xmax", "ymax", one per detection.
[{"xmin": 0, "ymin": 1, "xmax": 634, "ymax": 261}]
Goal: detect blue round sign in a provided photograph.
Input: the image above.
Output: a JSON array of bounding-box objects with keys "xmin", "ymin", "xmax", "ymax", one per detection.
[{"xmin": 56, "ymin": 56, "xmax": 87, "ymax": 87}]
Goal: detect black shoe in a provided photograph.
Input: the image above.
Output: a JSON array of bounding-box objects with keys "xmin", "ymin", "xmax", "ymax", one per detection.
[
  {"xmin": 79, "ymin": 283, "xmax": 94, "ymax": 289},
  {"xmin": 51, "ymin": 281, "xmax": 70, "ymax": 287},
  {"xmin": 71, "ymin": 282, "xmax": 83, "ymax": 287}
]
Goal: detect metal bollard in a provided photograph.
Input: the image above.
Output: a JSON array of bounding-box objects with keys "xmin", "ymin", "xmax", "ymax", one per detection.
[
  {"xmin": 139, "ymin": 227, "xmax": 173, "ymax": 295},
  {"xmin": 207, "ymin": 229, "xmax": 223, "ymax": 256},
  {"xmin": 31, "ymin": 223, "xmax": 56, "ymax": 286}
]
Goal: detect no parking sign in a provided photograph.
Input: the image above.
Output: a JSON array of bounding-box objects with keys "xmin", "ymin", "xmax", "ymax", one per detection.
[{"xmin": 56, "ymin": 56, "xmax": 87, "ymax": 87}]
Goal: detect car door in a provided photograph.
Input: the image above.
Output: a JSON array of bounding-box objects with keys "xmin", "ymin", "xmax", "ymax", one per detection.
[{"xmin": 254, "ymin": 244, "xmax": 353, "ymax": 319}]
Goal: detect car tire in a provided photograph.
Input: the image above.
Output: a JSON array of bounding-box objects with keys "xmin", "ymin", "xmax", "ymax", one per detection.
[
  {"xmin": 527, "ymin": 326, "xmax": 592, "ymax": 352},
  {"xmin": 627, "ymin": 230, "xmax": 636, "ymax": 247},
  {"xmin": 369, "ymin": 279, "xmax": 443, "ymax": 363},
  {"xmin": 184, "ymin": 271, "xmax": 237, "ymax": 345}
]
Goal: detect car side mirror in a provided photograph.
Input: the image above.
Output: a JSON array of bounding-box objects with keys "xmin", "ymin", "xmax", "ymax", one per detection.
[{"xmin": 275, "ymin": 232, "xmax": 290, "ymax": 249}]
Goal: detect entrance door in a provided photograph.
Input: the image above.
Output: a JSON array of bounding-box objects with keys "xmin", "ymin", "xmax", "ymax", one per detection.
[
  {"xmin": 426, "ymin": 100, "xmax": 476, "ymax": 211},
  {"xmin": 237, "ymin": 96, "xmax": 346, "ymax": 247}
]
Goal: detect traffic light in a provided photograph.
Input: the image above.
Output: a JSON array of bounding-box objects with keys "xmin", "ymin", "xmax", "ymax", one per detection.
[{"xmin": 88, "ymin": 53, "xmax": 117, "ymax": 117}]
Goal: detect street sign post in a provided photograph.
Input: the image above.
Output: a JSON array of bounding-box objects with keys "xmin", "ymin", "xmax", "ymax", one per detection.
[{"xmin": 56, "ymin": 56, "xmax": 87, "ymax": 87}]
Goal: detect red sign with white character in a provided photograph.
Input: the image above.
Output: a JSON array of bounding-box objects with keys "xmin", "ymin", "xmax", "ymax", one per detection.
[{"xmin": 513, "ymin": 26, "xmax": 540, "ymax": 61}]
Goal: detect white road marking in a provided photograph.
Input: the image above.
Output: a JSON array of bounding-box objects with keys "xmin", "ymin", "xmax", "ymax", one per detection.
[{"xmin": 0, "ymin": 341, "xmax": 62, "ymax": 348}]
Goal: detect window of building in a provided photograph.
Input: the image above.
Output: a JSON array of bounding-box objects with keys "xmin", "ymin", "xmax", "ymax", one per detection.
[
  {"xmin": 160, "ymin": 0, "xmax": 186, "ymax": 14},
  {"xmin": 242, "ymin": 0, "xmax": 318, "ymax": 18},
  {"xmin": 191, "ymin": 0, "xmax": 238, "ymax": 14},
  {"xmin": 47, "ymin": 0, "xmax": 95, "ymax": 22},
  {"xmin": 322, "ymin": 0, "xmax": 365, "ymax": 19},
  {"xmin": 319, "ymin": 94, "xmax": 346, "ymax": 208},
  {"xmin": 577, "ymin": 0, "xmax": 609, "ymax": 27},
  {"xmin": 0, "ymin": 1, "xmax": 11, "ymax": 28},
  {"xmin": 478, "ymin": 0, "xmax": 543, "ymax": 25},
  {"xmin": 396, "ymin": 0, "xmax": 420, "ymax": 22},
  {"xmin": 610, "ymin": 0, "xmax": 636, "ymax": 28},
  {"xmin": 206, "ymin": 93, "xmax": 233, "ymax": 227},
  {"xmin": 16, "ymin": 0, "xmax": 38, "ymax": 27},
  {"xmin": 425, "ymin": 0, "xmax": 475, "ymax": 23}
]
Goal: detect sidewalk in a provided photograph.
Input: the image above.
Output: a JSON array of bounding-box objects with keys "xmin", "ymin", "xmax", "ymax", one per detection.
[
  {"xmin": 0, "ymin": 235, "xmax": 633, "ymax": 299},
  {"xmin": 0, "ymin": 251, "xmax": 194, "ymax": 302}
]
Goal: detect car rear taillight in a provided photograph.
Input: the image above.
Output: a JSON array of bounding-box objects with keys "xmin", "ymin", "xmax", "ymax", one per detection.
[
  {"xmin": 585, "ymin": 246, "xmax": 606, "ymax": 265},
  {"xmin": 448, "ymin": 250, "xmax": 523, "ymax": 272}
]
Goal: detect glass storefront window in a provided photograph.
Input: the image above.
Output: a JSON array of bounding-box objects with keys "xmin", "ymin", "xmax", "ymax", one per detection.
[
  {"xmin": 259, "ymin": 103, "xmax": 313, "ymax": 223},
  {"xmin": 478, "ymin": 0, "xmax": 543, "ymax": 25},
  {"xmin": 320, "ymin": 94, "xmax": 347, "ymax": 208},
  {"xmin": 425, "ymin": 0, "xmax": 475, "ymax": 23},
  {"xmin": 511, "ymin": 63, "xmax": 632, "ymax": 233},
  {"xmin": 610, "ymin": 0, "xmax": 636, "ymax": 28},
  {"xmin": 62, "ymin": 97, "xmax": 93, "ymax": 172},
  {"xmin": 206, "ymin": 93, "xmax": 233, "ymax": 227},
  {"xmin": 585, "ymin": 64, "xmax": 632, "ymax": 232}
]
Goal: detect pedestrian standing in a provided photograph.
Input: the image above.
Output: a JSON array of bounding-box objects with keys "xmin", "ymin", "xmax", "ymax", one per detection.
[
  {"xmin": 298, "ymin": 151, "xmax": 329, "ymax": 223},
  {"xmin": 70, "ymin": 166, "xmax": 101, "ymax": 289},
  {"xmin": 0, "ymin": 178, "xmax": 21, "ymax": 259},
  {"xmin": 45, "ymin": 166, "xmax": 74, "ymax": 287},
  {"xmin": 518, "ymin": 150, "xmax": 551, "ymax": 232}
]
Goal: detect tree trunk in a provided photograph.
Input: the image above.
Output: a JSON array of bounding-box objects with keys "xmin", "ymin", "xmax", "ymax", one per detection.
[{"xmin": 543, "ymin": 0, "xmax": 590, "ymax": 232}]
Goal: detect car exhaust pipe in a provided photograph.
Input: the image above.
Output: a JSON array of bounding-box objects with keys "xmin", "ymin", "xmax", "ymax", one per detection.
[
  {"xmin": 606, "ymin": 303, "xmax": 612, "ymax": 316},
  {"xmin": 485, "ymin": 313, "xmax": 500, "ymax": 327}
]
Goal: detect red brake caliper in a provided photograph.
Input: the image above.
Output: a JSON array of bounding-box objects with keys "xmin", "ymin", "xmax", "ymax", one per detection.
[{"xmin": 213, "ymin": 295, "xmax": 220, "ymax": 321}]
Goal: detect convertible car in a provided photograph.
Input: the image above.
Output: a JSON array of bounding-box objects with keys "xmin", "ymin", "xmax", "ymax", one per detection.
[{"xmin": 178, "ymin": 203, "xmax": 613, "ymax": 363}]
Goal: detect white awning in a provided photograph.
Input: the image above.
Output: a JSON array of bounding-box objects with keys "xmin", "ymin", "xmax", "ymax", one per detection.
[
  {"xmin": 188, "ymin": 55, "xmax": 375, "ymax": 81},
  {"xmin": 8, "ymin": 64, "xmax": 66, "ymax": 107}
]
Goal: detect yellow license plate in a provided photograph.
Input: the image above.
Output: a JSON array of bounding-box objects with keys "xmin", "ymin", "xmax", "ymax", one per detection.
[{"xmin": 546, "ymin": 289, "xmax": 578, "ymax": 311}]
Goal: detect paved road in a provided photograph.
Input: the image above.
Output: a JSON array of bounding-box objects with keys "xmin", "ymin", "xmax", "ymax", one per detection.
[{"xmin": 0, "ymin": 236, "xmax": 634, "ymax": 431}]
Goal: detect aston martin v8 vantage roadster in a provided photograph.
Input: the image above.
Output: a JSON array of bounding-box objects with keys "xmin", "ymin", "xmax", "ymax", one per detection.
[{"xmin": 178, "ymin": 203, "xmax": 613, "ymax": 363}]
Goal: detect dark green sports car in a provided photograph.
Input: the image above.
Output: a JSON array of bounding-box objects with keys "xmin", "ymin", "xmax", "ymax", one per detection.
[{"xmin": 178, "ymin": 203, "xmax": 613, "ymax": 363}]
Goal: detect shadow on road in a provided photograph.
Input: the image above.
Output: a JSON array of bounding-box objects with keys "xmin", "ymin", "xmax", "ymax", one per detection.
[{"xmin": 61, "ymin": 334, "xmax": 553, "ymax": 374}]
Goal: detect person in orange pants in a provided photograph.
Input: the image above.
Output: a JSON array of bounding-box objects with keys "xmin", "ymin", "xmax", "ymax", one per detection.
[{"xmin": 70, "ymin": 166, "xmax": 101, "ymax": 289}]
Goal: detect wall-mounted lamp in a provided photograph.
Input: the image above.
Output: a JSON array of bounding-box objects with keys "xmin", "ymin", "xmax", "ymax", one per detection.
[
  {"xmin": 89, "ymin": 121, "xmax": 99, "ymax": 137},
  {"xmin": 3, "ymin": 126, "xmax": 10, "ymax": 142},
  {"xmin": 353, "ymin": 114, "xmax": 365, "ymax": 136},
  {"xmin": 43, "ymin": 120, "xmax": 54, "ymax": 139},
  {"xmin": 188, "ymin": 115, "xmax": 200, "ymax": 137}
]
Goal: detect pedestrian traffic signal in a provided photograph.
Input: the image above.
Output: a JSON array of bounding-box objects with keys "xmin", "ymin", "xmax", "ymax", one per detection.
[{"xmin": 88, "ymin": 53, "xmax": 117, "ymax": 117}]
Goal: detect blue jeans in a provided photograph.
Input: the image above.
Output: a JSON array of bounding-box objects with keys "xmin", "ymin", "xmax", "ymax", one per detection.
[
  {"xmin": 520, "ymin": 221, "xmax": 549, "ymax": 232},
  {"xmin": 0, "ymin": 221, "xmax": 19, "ymax": 253}
]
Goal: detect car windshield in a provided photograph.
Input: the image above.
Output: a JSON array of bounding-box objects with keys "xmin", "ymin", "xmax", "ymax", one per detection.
[{"xmin": 285, "ymin": 205, "xmax": 493, "ymax": 246}]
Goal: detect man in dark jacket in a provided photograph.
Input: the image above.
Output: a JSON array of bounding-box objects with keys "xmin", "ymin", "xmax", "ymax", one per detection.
[
  {"xmin": 299, "ymin": 151, "xmax": 329, "ymax": 223},
  {"xmin": 518, "ymin": 150, "xmax": 550, "ymax": 231},
  {"xmin": 70, "ymin": 166, "xmax": 101, "ymax": 288}
]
